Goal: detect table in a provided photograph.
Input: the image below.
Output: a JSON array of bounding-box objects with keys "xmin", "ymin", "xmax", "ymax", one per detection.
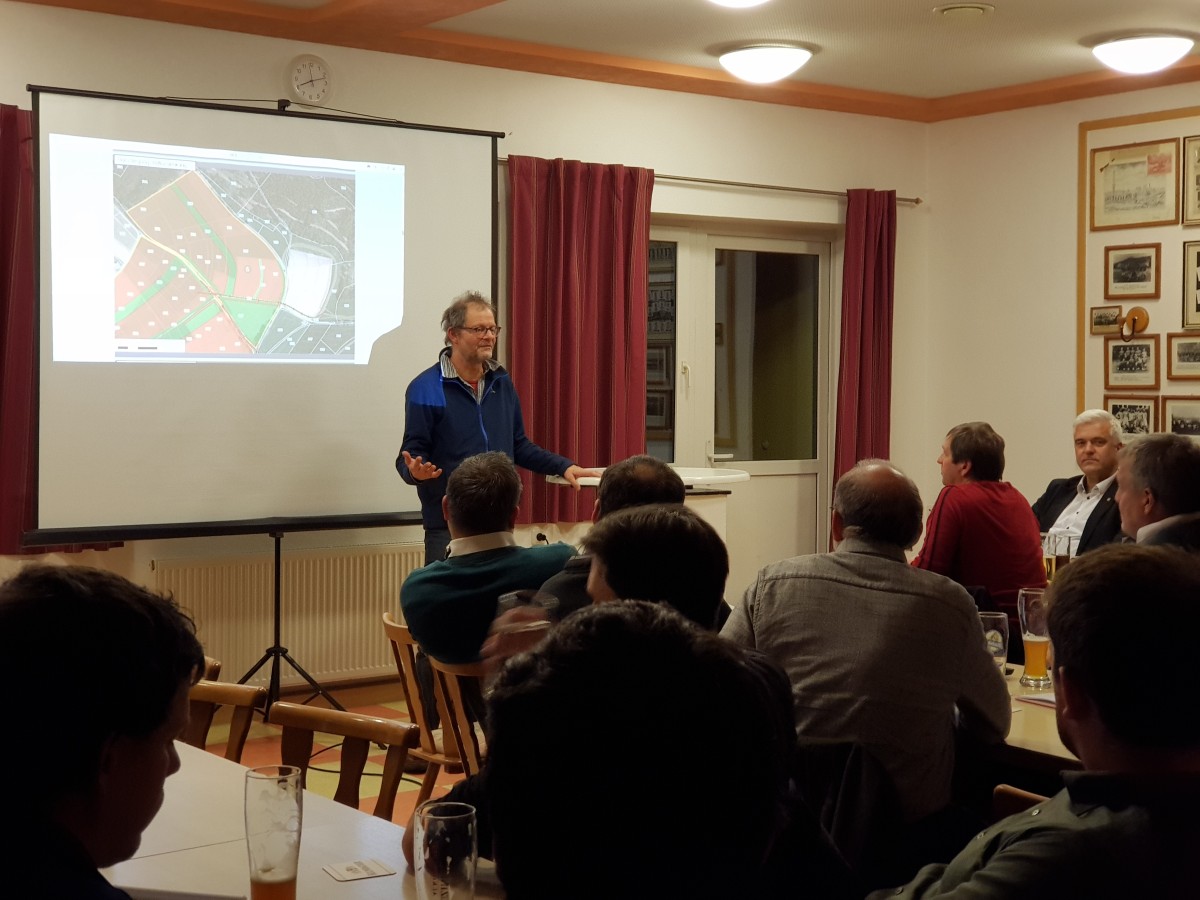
[
  {"xmin": 104, "ymin": 743, "xmax": 503, "ymax": 899},
  {"xmin": 993, "ymin": 666, "xmax": 1080, "ymax": 772}
]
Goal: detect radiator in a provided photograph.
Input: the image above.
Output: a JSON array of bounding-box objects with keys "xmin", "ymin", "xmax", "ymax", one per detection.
[{"xmin": 154, "ymin": 544, "xmax": 424, "ymax": 689}]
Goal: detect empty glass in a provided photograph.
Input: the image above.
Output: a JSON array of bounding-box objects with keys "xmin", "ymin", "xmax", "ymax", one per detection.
[
  {"xmin": 414, "ymin": 800, "xmax": 477, "ymax": 900},
  {"xmin": 978, "ymin": 611, "xmax": 1009, "ymax": 669}
]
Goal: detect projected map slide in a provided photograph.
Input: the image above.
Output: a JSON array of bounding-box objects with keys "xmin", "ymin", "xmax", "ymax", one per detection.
[{"xmin": 49, "ymin": 136, "xmax": 404, "ymax": 364}]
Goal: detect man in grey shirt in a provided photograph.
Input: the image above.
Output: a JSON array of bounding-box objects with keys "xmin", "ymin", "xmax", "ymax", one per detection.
[{"xmin": 722, "ymin": 459, "xmax": 1010, "ymax": 823}]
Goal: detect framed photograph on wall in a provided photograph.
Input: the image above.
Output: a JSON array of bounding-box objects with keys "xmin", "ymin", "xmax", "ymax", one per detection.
[
  {"xmin": 1090, "ymin": 305, "xmax": 1122, "ymax": 334},
  {"xmin": 1104, "ymin": 394, "xmax": 1159, "ymax": 435},
  {"xmin": 1090, "ymin": 138, "xmax": 1179, "ymax": 230},
  {"xmin": 1184, "ymin": 241, "xmax": 1200, "ymax": 329},
  {"xmin": 646, "ymin": 389, "xmax": 674, "ymax": 439},
  {"xmin": 1163, "ymin": 396, "xmax": 1200, "ymax": 438},
  {"xmin": 1167, "ymin": 332, "xmax": 1200, "ymax": 380},
  {"xmin": 1184, "ymin": 136, "xmax": 1200, "ymax": 225},
  {"xmin": 646, "ymin": 345, "xmax": 673, "ymax": 388},
  {"xmin": 1103, "ymin": 244, "xmax": 1160, "ymax": 299},
  {"xmin": 1104, "ymin": 334, "xmax": 1160, "ymax": 390}
]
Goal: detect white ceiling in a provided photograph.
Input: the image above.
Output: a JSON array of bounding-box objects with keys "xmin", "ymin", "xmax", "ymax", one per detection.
[
  {"xmin": 18, "ymin": 0, "xmax": 1200, "ymax": 116},
  {"xmin": 427, "ymin": 0, "xmax": 1200, "ymax": 98}
]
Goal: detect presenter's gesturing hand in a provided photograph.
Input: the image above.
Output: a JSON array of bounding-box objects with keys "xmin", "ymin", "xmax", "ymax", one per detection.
[
  {"xmin": 402, "ymin": 450, "xmax": 444, "ymax": 482},
  {"xmin": 562, "ymin": 464, "xmax": 603, "ymax": 490}
]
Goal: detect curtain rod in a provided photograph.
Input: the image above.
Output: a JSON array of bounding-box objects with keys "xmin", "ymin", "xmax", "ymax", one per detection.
[{"xmin": 496, "ymin": 157, "xmax": 922, "ymax": 206}]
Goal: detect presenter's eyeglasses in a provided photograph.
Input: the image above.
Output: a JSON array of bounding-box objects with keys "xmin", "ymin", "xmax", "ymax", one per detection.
[{"xmin": 458, "ymin": 325, "xmax": 502, "ymax": 337}]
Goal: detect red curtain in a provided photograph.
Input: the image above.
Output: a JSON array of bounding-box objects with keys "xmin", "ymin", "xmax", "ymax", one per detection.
[
  {"xmin": 0, "ymin": 105, "xmax": 37, "ymax": 555},
  {"xmin": 0, "ymin": 105, "xmax": 119, "ymax": 555},
  {"xmin": 506, "ymin": 156, "xmax": 654, "ymax": 524},
  {"xmin": 833, "ymin": 189, "xmax": 897, "ymax": 484}
]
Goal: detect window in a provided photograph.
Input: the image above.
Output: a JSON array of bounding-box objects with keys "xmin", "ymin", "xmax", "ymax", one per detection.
[{"xmin": 646, "ymin": 226, "xmax": 829, "ymax": 475}]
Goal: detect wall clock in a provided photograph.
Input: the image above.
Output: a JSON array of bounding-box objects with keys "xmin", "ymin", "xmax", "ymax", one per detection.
[{"xmin": 288, "ymin": 54, "xmax": 332, "ymax": 105}]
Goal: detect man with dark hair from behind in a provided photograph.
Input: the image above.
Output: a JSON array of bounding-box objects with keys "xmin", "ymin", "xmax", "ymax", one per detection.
[
  {"xmin": 487, "ymin": 601, "xmax": 854, "ymax": 900},
  {"xmin": 533, "ymin": 454, "xmax": 686, "ymax": 621},
  {"xmin": 912, "ymin": 421, "xmax": 1046, "ymax": 653},
  {"xmin": 1, "ymin": 564, "xmax": 204, "ymax": 899},
  {"xmin": 871, "ymin": 544, "xmax": 1200, "ymax": 899},
  {"xmin": 581, "ymin": 502, "xmax": 729, "ymax": 629}
]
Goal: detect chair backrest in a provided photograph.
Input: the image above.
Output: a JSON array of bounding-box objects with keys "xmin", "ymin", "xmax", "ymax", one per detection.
[
  {"xmin": 267, "ymin": 701, "xmax": 419, "ymax": 820},
  {"xmin": 426, "ymin": 655, "xmax": 489, "ymax": 777},
  {"xmin": 991, "ymin": 783, "xmax": 1048, "ymax": 823},
  {"xmin": 381, "ymin": 611, "xmax": 441, "ymax": 756},
  {"xmin": 792, "ymin": 738, "xmax": 904, "ymax": 888},
  {"xmin": 202, "ymin": 656, "xmax": 222, "ymax": 680},
  {"xmin": 184, "ymin": 679, "xmax": 266, "ymax": 762}
]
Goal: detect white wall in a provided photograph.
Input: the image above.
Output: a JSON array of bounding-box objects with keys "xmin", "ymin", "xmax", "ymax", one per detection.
[
  {"xmin": 921, "ymin": 82, "xmax": 1200, "ymax": 518},
  {"xmin": 4, "ymin": 1, "xmax": 1197, "ymax": 588}
]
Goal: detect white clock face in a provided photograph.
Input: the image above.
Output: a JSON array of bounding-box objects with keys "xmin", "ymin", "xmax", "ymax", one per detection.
[{"xmin": 290, "ymin": 55, "xmax": 331, "ymax": 104}]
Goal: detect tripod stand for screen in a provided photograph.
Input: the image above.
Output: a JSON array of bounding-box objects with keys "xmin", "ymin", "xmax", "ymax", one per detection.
[{"xmin": 238, "ymin": 532, "xmax": 345, "ymax": 713}]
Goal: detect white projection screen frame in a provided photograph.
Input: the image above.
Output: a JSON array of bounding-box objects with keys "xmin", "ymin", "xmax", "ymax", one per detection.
[{"xmin": 29, "ymin": 87, "xmax": 500, "ymax": 543}]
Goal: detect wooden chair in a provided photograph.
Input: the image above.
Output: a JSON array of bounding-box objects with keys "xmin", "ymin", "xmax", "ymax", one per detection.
[
  {"xmin": 202, "ymin": 656, "xmax": 222, "ymax": 680},
  {"xmin": 426, "ymin": 655, "xmax": 489, "ymax": 778},
  {"xmin": 991, "ymin": 784, "xmax": 1049, "ymax": 823},
  {"xmin": 381, "ymin": 611, "xmax": 467, "ymax": 804},
  {"xmin": 184, "ymin": 679, "xmax": 266, "ymax": 762},
  {"xmin": 267, "ymin": 701, "xmax": 419, "ymax": 820}
]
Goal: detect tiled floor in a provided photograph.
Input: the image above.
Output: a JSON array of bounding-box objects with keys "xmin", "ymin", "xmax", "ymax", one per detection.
[{"xmin": 199, "ymin": 693, "xmax": 467, "ymax": 827}]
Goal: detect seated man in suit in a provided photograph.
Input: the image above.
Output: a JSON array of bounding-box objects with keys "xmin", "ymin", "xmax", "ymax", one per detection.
[
  {"xmin": 1114, "ymin": 432, "xmax": 1200, "ymax": 544},
  {"xmin": 870, "ymin": 544, "xmax": 1200, "ymax": 899},
  {"xmin": 400, "ymin": 450, "xmax": 574, "ymax": 664},
  {"xmin": 0, "ymin": 565, "xmax": 204, "ymax": 900},
  {"xmin": 1031, "ymin": 409, "xmax": 1123, "ymax": 556}
]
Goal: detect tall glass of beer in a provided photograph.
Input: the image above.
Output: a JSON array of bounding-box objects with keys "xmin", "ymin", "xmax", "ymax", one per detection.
[
  {"xmin": 245, "ymin": 765, "xmax": 302, "ymax": 900},
  {"xmin": 1018, "ymin": 588, "xmax": 1052, "ymax": 689}
]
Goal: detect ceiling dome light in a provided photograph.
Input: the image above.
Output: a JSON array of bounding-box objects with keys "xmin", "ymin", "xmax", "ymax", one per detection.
[
  {"xmin": 1092, "ymin": 35, "xmax": 1194, "ymax": 74},
  {"xmin": 708, "ymin": 0, "xmax": 771, "ymax": 7},
  {"xmin": 719, "ymin": 45, "xmax": 813, "ymax": 84}
]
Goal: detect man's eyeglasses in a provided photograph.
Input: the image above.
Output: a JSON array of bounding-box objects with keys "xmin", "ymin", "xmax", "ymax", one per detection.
[{"xmin": 458, "ymin": 325, "xmax": 502, "ymax": 337}]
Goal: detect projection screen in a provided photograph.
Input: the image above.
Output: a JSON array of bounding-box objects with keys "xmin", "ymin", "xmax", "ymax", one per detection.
[{"xmin": 29, "ymin": 87, "xmax": 500, "ymax": 542}]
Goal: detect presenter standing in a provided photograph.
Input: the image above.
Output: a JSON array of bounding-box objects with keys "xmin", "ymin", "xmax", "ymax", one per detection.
[{"xmin": 397, "ymin": 291, "xmax": 599, "ymax": 564}]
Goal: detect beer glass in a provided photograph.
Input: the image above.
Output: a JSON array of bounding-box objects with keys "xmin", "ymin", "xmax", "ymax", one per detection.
[
  {"xmin": 978, "ymin": 611, "xmax": 1009, "ymax": 669},
  {"xmin": 414, "ymin": 800, "xmax": 477, "ymax": 900},
  {"xmin": 245, "ymin": 765, "xmax": 302, "ymax": 900},
  {"xmin": 1017, "ymin": 588, "xmax": 1052, "ymax": 689},
  {"xmin": 1040, "ymin": 533, "xmax": 1055, "ymax": 582}
]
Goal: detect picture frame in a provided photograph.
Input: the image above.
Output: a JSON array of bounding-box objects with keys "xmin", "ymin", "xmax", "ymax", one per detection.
[
  {"xmin": 1167, "ymin": 332, "xmax": 1200, "ymax": 380},
  {"xmin": 1184, "ymin": 136, "xmax": 1200, "ymax": 225},
  {"xmin": 1104, "ymin": 394, "xmax": 1159, "ymax": 436},
  {"xmin": 1090, "ymin": 138, "xmax": 1180, "ymax": 231},
  {"xmin": 646, "ymin": 389, "xmax": 674, "ymax": 439},
  {"xmin": 1104, "ymin": 334, "xmax": 1160, "ymax": 391},
  {"xmin": 1184, "ymin": 241, "xmax": 1200, "ymax": 329},
  {"xmin": 1162, "ymin": 396, "xmax": 1200, "ymax": 438},
  {"xmin": 646, "ymin": 344, "xmax": 673, "ymax": 388},
  {"xmin": 1090, "ymin": 305, "xmax": 1122, "ymax": 335},
  {"xmin": 1103, "ymin": 244, "xmax": 1160, "ymax": 299}
]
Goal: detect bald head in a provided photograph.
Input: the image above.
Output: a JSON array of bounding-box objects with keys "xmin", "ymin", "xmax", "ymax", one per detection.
[{"xmin": 833, "ymin": 459, "xmax": 925, "ymax": 549}]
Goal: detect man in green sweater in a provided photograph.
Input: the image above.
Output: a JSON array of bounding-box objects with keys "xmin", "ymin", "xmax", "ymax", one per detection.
[{"xmin": 400, "ymin": 450, "xmax": 574, "ymax": 665}]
